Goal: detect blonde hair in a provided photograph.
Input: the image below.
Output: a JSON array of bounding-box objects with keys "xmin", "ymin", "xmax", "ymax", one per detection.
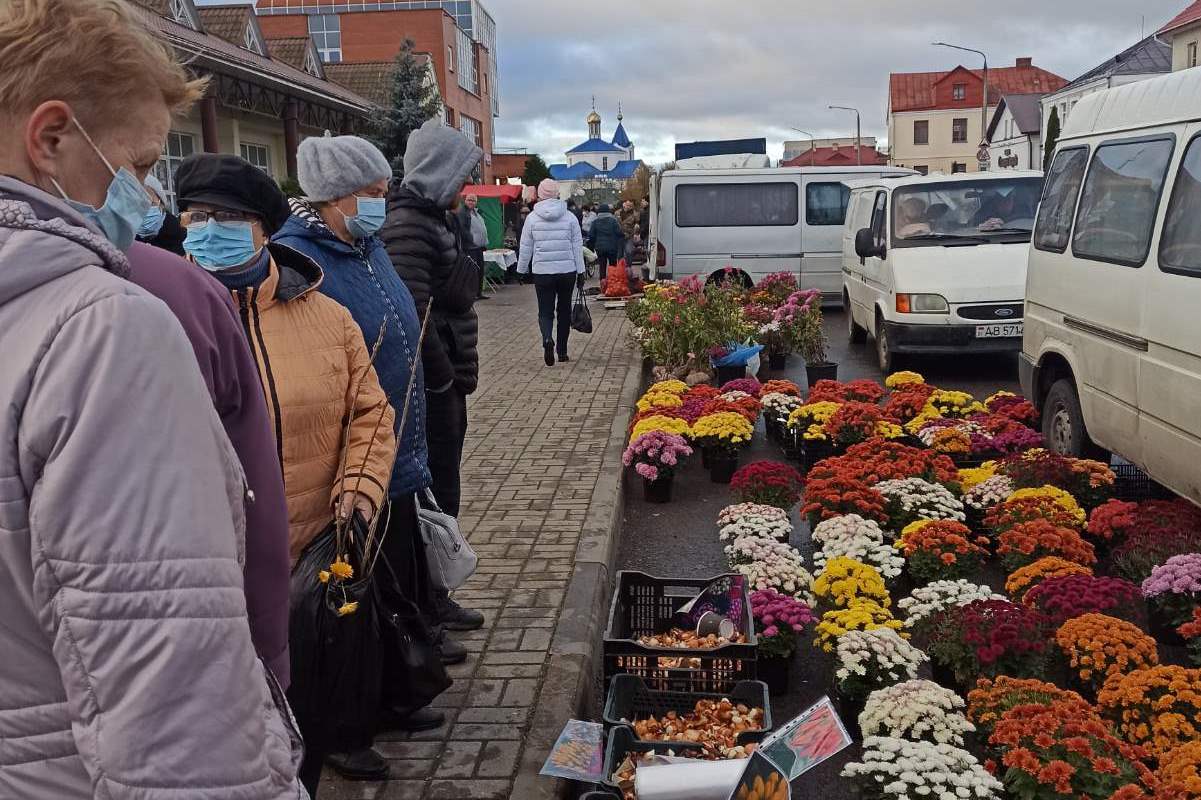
[{"xmin": 0, "ymin": 0, "xmax": 207, "ymax": 129}]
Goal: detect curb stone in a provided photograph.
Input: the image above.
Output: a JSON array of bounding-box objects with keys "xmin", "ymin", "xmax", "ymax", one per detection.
[{"xmin": 509, "ymin": 349, "xmax": 645, "ymax": 800}]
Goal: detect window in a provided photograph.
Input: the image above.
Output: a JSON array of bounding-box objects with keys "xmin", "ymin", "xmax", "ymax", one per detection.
[
  {"xmin": 458, "ymin": 114, "xmax": 482, "ymax": 149},
  {"xmin": 303, "ymin": 46, "xmax": 321, "ymax": 76},
  {"xmin": 869, "ymin": 191, "xmax": 887, "ymax": 249},
  {"xmin": 893, "ymin": 176, "xmax": 1043, "ymax": 246},
  {"xmin": 444, "ymin": 107, "xmax": 455, "ymax": 127},
  {"xmin": 914, "ymin": 165, "xmax": 929, "ymax": 175},
  {"xmin": 456, "ymin": 28, "xmax": 476, "ymax": 93},
  {"xmin": 805, "ymin": 182, "xmax": 851, "ymax": 226},
  {"xmin": 1189, "ymin": 41, "xmax": 1199, "ymax": 68},
  {"xmin": 603, "ymin": 157, "xmax": 609, "ymax": 170},
  {"xmin": 953, "ymin": 83, "xmax": 966, "ymax": 101},
  {"xmin": 1034, "ymin": 147, "xmax": 1088, "ymax": 252},
  {"xmin": 168, "ymin": 0, "xmax": 195, "ymax": 27},
  {"xmin": 240, "ymin": 142, "xmax": 271, "ymax": 174},
  {"xmin": 951, "ymin": 162, "xmax": 968, "ymax": 174},
  {"xmin": 952, "ymin": 118, "xmax": 968, "ymax": 144},
  {"xmin": 1073, "ymin": 137, "xmax": 1174, "ymax": 267},
  {"xmin": 154, "ymin": 131, "xmax": 195, "ymax": 212},
  {"xmin": 914, "ymin": 120, "xmax": 929, "ymax": 145},
  {"xmin": 243, "ymin": 24, "xmax": 261, "ymax": 54},
  {"xmin": 308, "ymin": 15, "xmax": 341, "ymax": 63},
  {"xmin": 1159, "ymin": 135, "xmax": 1201, "ymax": 276},
  {"xmin": 447, "ymin": 44, "xmax": 454, "ymax": 72},
  {"xmin": 676, "ymin": 183, "xmax": 799, "ymax": 228}
]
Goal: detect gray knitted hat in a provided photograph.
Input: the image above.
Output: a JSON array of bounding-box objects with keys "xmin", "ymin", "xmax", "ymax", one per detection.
[{"xmin": 297, "ymin": 132, "xmax": 392, "ymax": 202}]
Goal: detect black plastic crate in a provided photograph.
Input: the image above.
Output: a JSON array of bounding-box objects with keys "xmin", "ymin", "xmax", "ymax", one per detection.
[
  {"xmin": 1112, "ymin": 462, "xmax": 1175, "ymax": 503},
  {"xmin": 603, "ymin": 674, "xmax": 772, "ymax": 747},
  {"xmin": 604, "ymin": 571, "xmax": 757, "ymax": 694},
  {"xmin": 600, "ymin": 724, "xmax": 709, "ymax": 793}
]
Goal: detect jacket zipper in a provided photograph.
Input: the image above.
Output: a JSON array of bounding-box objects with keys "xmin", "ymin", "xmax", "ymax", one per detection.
[{"xmin": 238, "ymin": 288, "xmax": 286, "ymax": 478}]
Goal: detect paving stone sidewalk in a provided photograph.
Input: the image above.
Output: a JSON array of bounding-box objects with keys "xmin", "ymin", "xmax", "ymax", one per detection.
[{"xmin": 322, "ymin": 284, "xmax": 637, "ymax": 800}]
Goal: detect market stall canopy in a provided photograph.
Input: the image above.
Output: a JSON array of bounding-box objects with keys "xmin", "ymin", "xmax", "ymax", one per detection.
[
  {"xmin": 460, "ymin": 184, "xmax": 525, "ymax": 202},
  {"xmin": 460, "ymin": 184, "xmax": 527, "ymax": 248}
]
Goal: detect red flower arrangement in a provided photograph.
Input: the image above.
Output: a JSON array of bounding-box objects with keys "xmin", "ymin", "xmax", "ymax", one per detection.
[
  {"xmin": 985, "ymin": 392, "xmax": 1041, "ymax": 428},
  {"xmin": 1087, "ymin": 499, "xmax": 1139, "ymax": 543},
  {"xmin": 683, "ymin": 385, "xmax": 721, "ymax": 402},
  {"xmin": 719, "ymin": 377, "xmax": 762, "ymax": 397},
  {"xmin": 760, "ymin": 379, "xmax": 802, "ymax": 397},
  {"xmin": 883, "ymin": 381, "xmax": 937, "ymax": 422},
  {"xmin": 997, "ymin": 449, "xmax": 1115, "ymax": 507},
  {"xmin": 808, "ymin": 439, "xmax": 958, "ymax": 486},
  {"xmin": 1179, "ymin": 607, "xmax": 1201, "ymax": 666},
  {"xmin": 730, "ymin": 461, "xmax": 805, "ymax": 510},
  {"xmin": 806, "ymin": 378, "xmax": 885, "ymax": 404},
  {"xmin": 996, "ymin": 519, "xmax": 1097, "ymax": 572},
  {"xmin": 823, "ymin": 402, "xmax": 899, "ymax": 447},
  {"xmin": 897, "ymin": 519, "xmax": 990, "ymax": 584},
  {"xmin": 700, "ymin": 397, "xmax": 759, "ymax": 423},
  {"xmin": 1022, "ymin": 574, "xmax": 1143, "ymax": 627},
  {"xmin": 806, "ymin": 379, "xmax": 849, "ymax": 403},
  {"xmin": 927, "ymin": 598, "xmax": 1049, "ymax": 685},
  {"xmin": 985, "ymin": 496, "xmax": 1085, "ymax": 535},
  {"xmin": 800, "ymin": 475, "xmax": 888, "ymax": 527},
  {"xmin": 1111, "ymin": 526, "xmax": 1201, "ymax": 584}
]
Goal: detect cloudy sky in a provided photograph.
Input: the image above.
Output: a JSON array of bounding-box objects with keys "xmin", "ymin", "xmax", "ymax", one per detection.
[{"xmin": 491, "ymin": 0, "xmax": 1185, "ymax": 166}]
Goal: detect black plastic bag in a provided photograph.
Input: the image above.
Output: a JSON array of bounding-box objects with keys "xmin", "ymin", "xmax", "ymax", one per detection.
[
  {"xmin": 287, "ymin": 516, "xmax": 382, "ymax": 753},
  {"xmin": 376, "ymin": 550, "xmax": 453, "ymax": 717},
  {"xmin": 571, "ymin": 286, "xmax": 593, "ymax": 334}
]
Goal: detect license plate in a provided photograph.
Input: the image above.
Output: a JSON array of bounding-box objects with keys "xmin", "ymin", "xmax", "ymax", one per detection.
[{"xmin": 975, "ymin": 323, "xmax": 1023, "ymax": 338}]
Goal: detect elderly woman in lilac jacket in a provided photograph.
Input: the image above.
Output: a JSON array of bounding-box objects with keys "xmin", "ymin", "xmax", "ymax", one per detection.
[{"xmin": 517, "ymin": 178, "xmax": 586, "ymax": 366}]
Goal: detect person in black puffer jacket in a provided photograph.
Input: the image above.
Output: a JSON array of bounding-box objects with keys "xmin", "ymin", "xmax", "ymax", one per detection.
[{"xmin": 381, "ymin": 118, "xmax": 486, "ymax": 633}]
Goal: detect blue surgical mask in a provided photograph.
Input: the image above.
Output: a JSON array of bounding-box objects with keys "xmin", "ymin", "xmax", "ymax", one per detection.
[
  {"xmin": 183, "ymin": 219, "xmax": 260, "ymax": 271},
  {"xmin": 139, "ymin": 206, "xmax": 166, "ymax": 238},
  {"xmin": 49, "ymin": 117, "xmax": 151, "ymax": 252},
  {"xmin": 344, "ymin": 196, "xmax": 386, "ymax": 240}
]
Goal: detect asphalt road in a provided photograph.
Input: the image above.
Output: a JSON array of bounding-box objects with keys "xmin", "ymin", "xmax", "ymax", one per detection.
[{"xmin": 608, "ymin": 308, "xmax": 1021, "ymax": 798}]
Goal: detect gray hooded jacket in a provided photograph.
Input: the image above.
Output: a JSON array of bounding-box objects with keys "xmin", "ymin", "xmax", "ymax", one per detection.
[{"xmin": 0, "ymin": 178, "xmax": 305, "ymax": 799}]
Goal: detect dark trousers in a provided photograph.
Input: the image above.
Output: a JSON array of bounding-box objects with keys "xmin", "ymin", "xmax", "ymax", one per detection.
[
  {"xmin": 534, "ymin": 272, "xmax": 576, "ymax": 356},
  {"xmin": 298, "ymin": 748, "xmax": 324, "ymax": 798},
  {"xmin": 425, "ymin": 387, "xmax": 467, "ymax": 518},
  {"xmin": 380, "ymin": 493, "xmax": 435, "ymax": 617},
  {"xmin": 598, "ymin": 250, "xmax": 619, "ymax": 271}
]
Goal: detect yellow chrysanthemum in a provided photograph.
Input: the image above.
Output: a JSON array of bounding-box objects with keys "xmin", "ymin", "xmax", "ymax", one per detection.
[
  {"xmin": 904, "ymin": 406, "xmax": 944, "ymax": 435},
  {"xmin": 329, "ymin": 558, "xmax": 354, "ymax": 580},
  {"xmin": 1007, "ymin": 485, "xmax": 1086, "ymax": 525},
  {"xmin": 318, "ymin": 570, "xmax": 331, "ymax": 584},
  {"xmin": 630, "ymin": 415, "xmax": 692, "ymax": 442},
  {"xmin": 876, "ymin": 421, "xmax": 905, "ymax": 440},
  {"xmin": 636, "ymin": 391, "xmax": 684, "ymax": 413},
  {"xmin": 786, "ymin": 401, "xmax": 841, "ymax": 430},
  {"xmin": 648, "ymin": 379, "xmax": 689, "ymax": 396},
  {"xmin": 336, "ymin": 601, "xmax": 359, "ymax": 617},
  {"xmin": 958, "ymin": 463, "xmax": 998, "ymax": 490},
  {"xmin": 692, "ymin": 411, "xmax": 754, "ymax": 444},
  {"xmin": 885, "ymin": 371, "xmax": 925, "ymax": 388}
]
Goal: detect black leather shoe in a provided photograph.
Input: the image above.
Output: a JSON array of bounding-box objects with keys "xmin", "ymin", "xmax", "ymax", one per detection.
[
  {"xmin": 558, "ymin": 353, "xmax": 570, "ymax": 363},
  {"xmin": 436, "ymin": 595, "xmax": 486, "ymax": 631},
  {"xmin": 543, "ymin": 339, "xmax": 555, "ymax": 366},
  {"xmin": 381, "ymin": 706, "xmax": 446, "ymax": 732},
  {"xmin": 438, "ymin": 632, "xmax": 468, "ymax": 665},
  {"xmin": 325, "ymin": 748, "xmax": 389, "ymax": 781}
]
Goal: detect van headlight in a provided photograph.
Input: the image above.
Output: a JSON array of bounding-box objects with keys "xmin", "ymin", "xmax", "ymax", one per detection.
[{"xmin": 896, "ymin": 293, "xmax": 949, "ymax": 314}]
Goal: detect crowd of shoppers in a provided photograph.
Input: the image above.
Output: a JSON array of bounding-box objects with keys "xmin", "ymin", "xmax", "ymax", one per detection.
[{"xmin": 0, "ymin": 1, "xmax": 485, "ymax": 796}]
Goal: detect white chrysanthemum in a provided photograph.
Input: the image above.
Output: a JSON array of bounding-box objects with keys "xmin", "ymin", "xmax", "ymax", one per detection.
[
  {"xmin": 834, "ymin": 628, "xmax": 927, "ymax": 693},
  {"xmin": 812, "ymin": 514, "xmax": 904, "ymax": 578},
  {"xmin": 897, "ymin": 581, "xmax": 1004, "ymax": 629},
  {"xmin": 962, "ymin": 475, "xmax": 1015, "ymax": 512},
  {"xmin": 875, "ymin": 478, "xmax": 966, "ymax": 525},
  {"xmin": 842, "ymin": 738, "xmax": 1001, "ymax": 799},
  {"xmin": 858, "ymin": 680, "xmax": 975, "ymax": 746}
]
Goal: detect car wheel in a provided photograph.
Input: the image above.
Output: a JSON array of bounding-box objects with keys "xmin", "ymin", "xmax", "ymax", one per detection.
[
  {"xmin": 1042, "ymin": 379, "xmax": 1109, "ymax": 460},
  {"xmin": 875, "ymin": 316, "xmax": 896, "ymax": 374},
  {"xmin": 846, "ymin": 294, "xmax": 867, "ymax": 344}
]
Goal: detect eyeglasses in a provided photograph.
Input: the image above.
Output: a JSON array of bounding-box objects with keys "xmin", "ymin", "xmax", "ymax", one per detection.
[{"xmin": 180, "ymin": 210, "xmax": 255, "ymax": 226}]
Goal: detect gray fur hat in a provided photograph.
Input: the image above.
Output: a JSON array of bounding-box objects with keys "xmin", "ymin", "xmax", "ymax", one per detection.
[{"xmin": 297, "ymin": 132, "xmax": 392, "ymax": 202}]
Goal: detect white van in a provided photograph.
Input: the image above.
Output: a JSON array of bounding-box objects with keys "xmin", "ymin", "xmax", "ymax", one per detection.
[
  {"xmin": 1022, "ymin": 68, "xmax": 1201, "ymax": 504},
  {"xmin": 842, "ymin": 171, "xmax": 1044, "ymax": 373},
  {"xmin": 648, "ymin": 166, "xmax": 911, "ymax": 297}
]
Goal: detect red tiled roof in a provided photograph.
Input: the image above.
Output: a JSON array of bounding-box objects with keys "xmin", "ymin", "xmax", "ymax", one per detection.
[
  {"xmin": 1160, "ymin": 0, "xmax": 1201, "ymax": 34},
  {"xmin": 782, "ymin": 145, "xmax": 888, "ymax": 167},
  {"xmin": 889, "ymin": 62, "xmax": 1068, "ymax": 113}
]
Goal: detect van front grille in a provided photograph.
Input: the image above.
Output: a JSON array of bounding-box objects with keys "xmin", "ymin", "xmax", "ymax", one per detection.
[{"xmin": 956, "ymin": 303, "xmax": 1023, "ymax": 321}]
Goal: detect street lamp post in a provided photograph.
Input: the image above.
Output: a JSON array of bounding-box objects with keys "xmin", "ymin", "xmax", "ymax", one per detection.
[
  {"xmin": 790, "ymin": 128, "xmax": 815, "ymax": 164},
  {"xmin": 827, "ymin": 106, "xmax": 861, "ymax": 165},
  {"xmin": 933, "ymin": 41, "xmax": 989, "ymax": 170}
]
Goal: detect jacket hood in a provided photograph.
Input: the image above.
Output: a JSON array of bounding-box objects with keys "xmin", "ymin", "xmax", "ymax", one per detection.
[
  {"xmin": 595, "ymin": 211, "xmax": 617, "ymax": 220},
  {"xmin": 0, "ymin": 176, "xmax": 129, "ymax": 306},
  {"xmin": 401, "ymin": 118, "xmax": 483, "ymax": 209},
  {"xmin": 533, "ymin": 199, "xmax": 568, "ymax": 222},
  {"xmin": 266, "ymin": 241, "xmax": 324, "ymax": 303}
]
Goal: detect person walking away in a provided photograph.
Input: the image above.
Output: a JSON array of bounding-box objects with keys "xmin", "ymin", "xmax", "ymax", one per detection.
[
  {"xmin": 458, "ymin": 193, "xmax": 489, "ymax": 300},
  {"xmin": 381, "ymin": 118, "xmax": 486, "ymax": 628},
  {"xmin": 590, "ymin": 202, "xmax": 623, "ymax": 273},
  {"xmin": 175, "ymin": 154, "xmax": 398, "ymax": 796},
  {"xmin": 517, "ymin": 178, "xmax": 586, "ymax": 366},
  {"xmin": 639, "ymin": 196, "xmax": 651, "ymax": 238},
  {"xmin": 136, "ymin": 172, "xmax": 187, "ymax": 255},
  {"xmin": 0, "ymin": 0, "xmax": 306, "ymax": 797},
  {"xmin": 277, "ymin": 134, "xmax": 462, "ymax": 778},
  {"xmin": 581, "ymin": 203, "xmax": 597, "ymax": 236}
]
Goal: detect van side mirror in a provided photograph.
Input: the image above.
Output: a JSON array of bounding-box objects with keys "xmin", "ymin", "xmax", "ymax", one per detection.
[{"xmin": 855, "ymin": 227, "xmax": 883, "ymax": 259}]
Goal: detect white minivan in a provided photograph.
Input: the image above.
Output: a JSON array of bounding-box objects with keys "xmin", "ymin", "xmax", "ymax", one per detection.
[
  {"xmin": 842, "ymin": 171, "xmax": 1045, "ymax": 373},
  {"xmin": 648, "ymin": 166, "xmax": 911, "ymax": 297},
  {"xmin": 1022, "ymin": 67, "xmax": 1201, "ymax": 505}
]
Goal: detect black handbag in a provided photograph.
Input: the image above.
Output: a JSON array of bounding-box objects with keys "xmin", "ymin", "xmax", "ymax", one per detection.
[
  {"xmin": 375, "ymin": 549, "xmax": 453, "ymax": 717},
  {"xmin": 571, "ymin": 285, "xmax": 593, "ymax": 334},
  {"xmin": 439, "ymin": 216, "xmax": 482, "ymax": 314}
]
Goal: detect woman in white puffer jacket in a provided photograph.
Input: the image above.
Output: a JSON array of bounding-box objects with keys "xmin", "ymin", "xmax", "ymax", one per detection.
[{"xmin": 516, "ymin": 178, "xmax": 586, "ymax": 366}]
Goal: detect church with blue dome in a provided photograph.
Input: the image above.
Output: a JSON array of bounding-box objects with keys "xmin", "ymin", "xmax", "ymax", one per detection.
[{"xmin": 547, "ymin": 103, "xmax": 644, "ymax": 196}]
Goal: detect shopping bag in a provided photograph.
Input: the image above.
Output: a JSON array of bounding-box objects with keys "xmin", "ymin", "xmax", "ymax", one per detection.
[
  {"xmin": 376, "ymin": 549, "xmax": 453, "ymax": 717},
  {"xmin": 418, "ymin": 488, "xmax": 478, "ymax": 591},
  {"xmin": 287, "ymin": 515, "xmax": 382, "ymax": 753},
  {"xmin": 571, "ymin": 286, "xmax": 593, "ymax": 333}
]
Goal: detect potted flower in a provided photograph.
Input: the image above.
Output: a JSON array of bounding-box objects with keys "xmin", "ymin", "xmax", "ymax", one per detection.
[
  {"xmin": 995, "ymin": 519, "xmax": 1097, "ymax": 572},
  {"xmin": 629, "ymin": 413, "xmax": 692, "ymax": 444},
  {"xmin": 874, "ymin": 477, "xmax": 965, "ymax": 531},
  {"xmin": 963, "ymin": 474, "xmax": 1014, "ymax": 532},
  {"xmin": 925, "ymin": 389, "xmax": 987, "ymax": 419},
  {"xmin": 729, "ymin": 461, "xmax": 804, "ymax": 511},
  {"xmin": 720, "ymin": 377, "xmax": 762, "ymax": 397},
  {"xmin": 1022, "ymin": 573, "xmax": 1143, "ymax": 627},
  {"xmin": 726, "ymin": 537, "xmax": 813, "ymax": 600},
  {"xmin": 1141, "ymin": 553, "xmax": 1201, "ymax": 645},
  {"xmin": 622, "ymin": 431, "xmax": 693, "ymax": 504},
  {"xmin": 823, "ymin": 402, "xmax": 904, "ymax": 448},
  {"xmin": 811, "ymin": 514, "xmax": 904, "ymax": 582},
  {"xmin": 1180, "ymin": 608, "xmax": 1201, "ymax": 666},
  {"xmin": 984, "ymin": 390, "xmax": 1040, "ymax": 427},
  {"xmin": 834, "ymin": 627, "xmax": 927, "ymax": 736},
  {"xmin": 897, "ymin": 579, "xmax": 1002, "ymax": 636},
  {"xmin": 986, "ymin": 699, "xmax": 1160, "ymax": 800},
  {"xmin": 691, "ymin": 411, "xmax": 754, "ymax": 483},
  {"xmin": 801, "ymin": 475, "xmax": 888, "ymax": 528},
  {"xmin": 984, "ymin": 495, "xmax": 1085, "ymax": 536},
  {"xmin": 1055, "ymin": 613, "xmax": 1159, "ymax": 697},
  {"xmin": 785, "ymin": 400, "xmax": 841, "ymax": 468},
  {"xmin": 1159, "ymin": 740, "xmax": 1201, "ymax": 799},
  {"xmin": 786, "ymin": 290, "xmax": 836, "ymax": 386},
  {"xmin": 842, "ymin": 737, "xmax": 1002, "ymax": 800},
  {"xmin": 966, "ymin": 676, "xmax": 1090, "ymax": 739},
  {"xmin": 759, "ymin": 392, "xmax": 802, "ymax": 442},
  {"xmin": 858, "ymin": 679, "xmax": 974, "ymax": 746},
  {"xmin": 813, "ymin": 599, "xmax": 904, "ymax": 653},
  {"xmin": 996, "ymin": 448, "xmax": 1115, "ymax": 509},
  {"xmin": 883, "ymin": 381, "xmax": 936, "ymax": 424},
  {"xmin": 895, "ymin": 520, "xmax": 990, "ymax": 586},
  {"xmin": 812, "ymin": 439, "xmax": 959, "ymax": 486},
  {"xmin": 758, "ymin": 321, "xmax": 791, "ymax": 371},
  {"xmin": 812, "ymin": 557, "xmax": 891, "ymax": 611},
  {"xmin": 760, "ymin": 379, "xmax": 802, "ymax": 397},
  {"xmin": 1004, "ymin": 556, "xmax": 1094, "ymax": 602},
  {"xmin": 926, "ymin": 599, "xmax": 1048, "ymax": 691},
  {"xmin": 1112, "ymin": 527, "xmax": 1201, "ymax": 584},
  {"xmin": 716, "ymin": 502, "xmax": 793, "ymax": 543},
  {"xmin": 750, "ymin": 589, "xmax": 815, "ymax": 694},
  {"xmin": 1097, "ymin": 665, "xmax": 1201, "ymax": 760}
]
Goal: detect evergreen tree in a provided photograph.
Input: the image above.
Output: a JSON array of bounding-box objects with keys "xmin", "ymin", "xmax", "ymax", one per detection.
[
  {"xmin": 1043, "ymin": 107, "xmax": 1061, "ymax": 172},
  {"xmin": 373, "ymin": 38, "xmax": 443, "ymax": 174},
  {"xmin": 522, "ymin": 154, "xmax": 551, "ymax": 186}
]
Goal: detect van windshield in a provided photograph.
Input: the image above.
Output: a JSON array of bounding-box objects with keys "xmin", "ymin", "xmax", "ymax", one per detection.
[{"xmin": 892, "ymin": 177, "xmax": 1044, "ymax": 246}]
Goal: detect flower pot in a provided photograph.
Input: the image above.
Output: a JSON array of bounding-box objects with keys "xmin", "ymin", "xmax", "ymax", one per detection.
[
  {"xmin": 642, "ymin": 475, "xmax": 673, "ymax": 504},
  {"xmin": 832, "ymin": 688, "xmax": 867, "ymax": 740},
  {"xmin": 1149, "ymin": 605, "xmax": 1187, "ymax": 647},
  {"xmin": 701, "ymin": 446, "xmax": 712, "ymax": 470},
  {"xmin": 768, "ymin": 351, "xmax": 787, "ymax": 371},
  {"xmin": 714, "ymin": 365, "xmax": 746, "ymax": 387},
  {"xmin": 709, "ymin": 453, "xmax": 739, "ymax": 484},
  {"xmin": 805, "ymin": 361, "xmax": 838, "ymax": 386},
  {"xmin": 758, "ymin": 654, "xmax": 792, "ymax": 695},
  {"xmin": 801, "ymin": 440, "xmax": 835, "ymax": 472}
]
